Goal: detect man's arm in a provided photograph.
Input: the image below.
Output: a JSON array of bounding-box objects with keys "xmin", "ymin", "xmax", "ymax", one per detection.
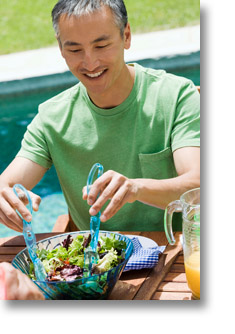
[
  {"xmin": 0, "ymin": 157, "xmax": 47, "ymax": 231},
  {"xmin": 83, "ymin": 146, "xmax": 200, "ymax": 222},
  {"xmin": 134, "ymin": 146, "xmax": 200, "ymax": 208}
]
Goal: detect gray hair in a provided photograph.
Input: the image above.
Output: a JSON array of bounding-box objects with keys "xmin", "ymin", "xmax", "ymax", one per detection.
[{"xmin": 52, "ymin": 0, "xmax": 128, "ymax": 37}]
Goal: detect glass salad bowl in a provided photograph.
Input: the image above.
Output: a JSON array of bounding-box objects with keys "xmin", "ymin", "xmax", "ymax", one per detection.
[{"xmin": 12, "ymin": 231, "xmax": 133, "ymax": 300}]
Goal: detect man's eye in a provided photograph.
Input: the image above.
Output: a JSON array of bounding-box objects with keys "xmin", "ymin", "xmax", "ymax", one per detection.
[
  {"xmin": 96, "ymin": 44, "xmax": 109, "ymax": 49},
  {"xmin": 69, "ymin": 49, "xmax": 81, "ymax": 53}
]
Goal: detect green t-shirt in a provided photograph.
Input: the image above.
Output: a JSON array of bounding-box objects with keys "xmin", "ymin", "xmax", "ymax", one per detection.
[{"xmin": 17, "ymin": 63, "xmax": 200, "ymax": 231}]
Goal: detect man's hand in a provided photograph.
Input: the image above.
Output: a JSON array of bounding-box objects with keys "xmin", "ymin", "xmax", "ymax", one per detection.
[
  {"xmin": 0, "ymin": 186, "xmax": 41, "ymax": 232},
  {"xmin": 82, "ymin": 170, "xmax": 140, "ymax": 222},
  {"xmin": 0, "ymin": 262, "xmax": 44, "ymax": 300},
  {"xmin": 82, "ymin": 147, "xmax": 200, "ymax": 222},
  {"xmin": 0, "ymin": 157, "xmax": 46, "ymax": 232}
]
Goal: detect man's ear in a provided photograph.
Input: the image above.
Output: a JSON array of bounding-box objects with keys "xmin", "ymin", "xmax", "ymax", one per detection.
[{"xmin": 124, "ymin": 23, "xmax": 131, "ymax": 50}]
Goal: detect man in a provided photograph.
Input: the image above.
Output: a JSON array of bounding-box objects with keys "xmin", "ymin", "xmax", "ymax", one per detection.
[{"xmin": 0, "ymin": 0, "xmax": 200, "ymax": 233}]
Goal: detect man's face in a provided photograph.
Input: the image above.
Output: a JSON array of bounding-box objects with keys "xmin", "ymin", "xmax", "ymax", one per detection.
[{"xmin": 57, "ymin": 6, "xmax": 131, "ymax": 103}]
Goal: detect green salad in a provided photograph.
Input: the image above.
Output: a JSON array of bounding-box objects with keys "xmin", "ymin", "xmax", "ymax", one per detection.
[{"xmin": 29, "ymin": 233, "xmax": 126, "ymax": 282}]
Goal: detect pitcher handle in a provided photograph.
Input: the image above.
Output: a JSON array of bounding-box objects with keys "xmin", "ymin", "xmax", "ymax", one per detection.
[{"xmin": 164, "ymin": 200, "xmax": 182, "ymax": 245}]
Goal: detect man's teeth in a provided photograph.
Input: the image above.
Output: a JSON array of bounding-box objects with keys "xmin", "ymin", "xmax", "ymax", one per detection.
[{"xmin": 86, "ymin": 70, "xmax": 104, "ymax": 78}]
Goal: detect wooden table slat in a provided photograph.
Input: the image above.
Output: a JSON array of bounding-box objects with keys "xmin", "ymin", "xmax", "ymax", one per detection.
[
  {"xmin": 133, "ymin": 232, "xmax": 182, "ymax": 300},
  {"xmin": 0, "ymin": 233, "xmax": 58, "ymax": 247},
  {"xmin": 152, "ymin": 291, "xmax": 192, "ymax": 300},
  {"xmin": 164, "ymin": 272, "xmax": 187, "ymax": 282},
  {"xmin": 109, "ymin": 269, "xmax": 151, "ymax": 300},
  {"xmin": 158, "ymin": 281, "xmax": 191, "ymax": 292},
  {"xmin": 0, "ymin": 246, "xmax": 25, "ymax": 255},
  {"xmin": 170, "ymin": 263, "xmax": 186, "ymax": 273},
  {"xmin": 175, "ymin": 254, "xmax": 184, "ymax": 264},
  {"xmin": 0, "ymin": 255, "xmax": 17, "ymax": 262}
]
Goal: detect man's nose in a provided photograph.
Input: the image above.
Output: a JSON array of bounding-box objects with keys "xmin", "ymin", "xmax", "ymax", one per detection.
[{"xmin": 82, "ymin": 51, "xmax": 100, "ymax": 72}]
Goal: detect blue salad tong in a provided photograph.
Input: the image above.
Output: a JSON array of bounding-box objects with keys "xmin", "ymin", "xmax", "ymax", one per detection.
[
  {"xmin": 13, "ymin": 184, "xmax": 47, "ymax": 281},
  {"xmin": 83, "ymin": 163, "xmax": 104, "ymax": 277}
]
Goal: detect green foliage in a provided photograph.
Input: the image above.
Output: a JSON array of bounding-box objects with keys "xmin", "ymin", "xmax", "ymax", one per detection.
[
  {"xmin": 0, "ymin": 0, "xmax": 199, "ymax": 55},
  {"xmin": 125, "ymin": 0, "xmax": 200, "ymax": 33},
  {"xmin": 0, "ymin": 0, "xmax": 58, "ymax": 54}
]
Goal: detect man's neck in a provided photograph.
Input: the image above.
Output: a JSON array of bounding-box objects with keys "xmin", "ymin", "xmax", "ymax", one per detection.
[{"xmin": 88, "ymin": 64, "xmax": 135, "ymax": 109}]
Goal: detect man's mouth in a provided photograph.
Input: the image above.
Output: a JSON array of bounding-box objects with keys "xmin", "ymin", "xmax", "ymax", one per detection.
[{"xmin": 84, "ymin": 69, "xmax": 106, "ymax": 78}]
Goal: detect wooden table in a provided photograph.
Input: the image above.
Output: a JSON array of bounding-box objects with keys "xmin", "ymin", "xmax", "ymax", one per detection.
[{"xmin": 0, "ymin": 231, "xmax": 193, "ymax": 300}]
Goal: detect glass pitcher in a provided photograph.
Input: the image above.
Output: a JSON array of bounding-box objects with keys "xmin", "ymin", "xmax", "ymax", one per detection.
[{"xmin": 164, "ymin": 188, "xmax": 200, "ymax": 299}]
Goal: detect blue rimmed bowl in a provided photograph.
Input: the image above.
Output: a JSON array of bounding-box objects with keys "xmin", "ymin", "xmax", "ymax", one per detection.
[{"xmin": 12, "ymin": 230, "xmax": 133, "ymax": 300}]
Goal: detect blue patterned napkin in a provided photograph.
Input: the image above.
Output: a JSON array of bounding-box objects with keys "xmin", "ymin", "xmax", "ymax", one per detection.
[{"xmin": 124, "ymin": 237, "xmax": 166, "ymax": 272}]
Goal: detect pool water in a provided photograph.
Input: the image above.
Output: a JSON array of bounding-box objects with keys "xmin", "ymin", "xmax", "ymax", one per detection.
[
  {"xmin": 0, "ymin": 53, "xmax": 200, "ymax": 237},
  {"xmin": 0, "ymin": 86, "xmax": 71, "ymax": 237}
]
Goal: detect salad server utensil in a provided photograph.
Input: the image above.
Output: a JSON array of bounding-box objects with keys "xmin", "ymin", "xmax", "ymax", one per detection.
[
  {"xmin": 83, "ymin": 163, "xmax": 104, "ymax": 277},
  {"xmin": 13, "ymin": 184, "xmax": 47, "ymax": 281}
]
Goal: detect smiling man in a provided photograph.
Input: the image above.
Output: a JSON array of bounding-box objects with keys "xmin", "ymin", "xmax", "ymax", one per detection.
[
  {"xmin": 55, "ymin": 3, "xmax": 134, "ymax": 108},
  {"xmin": 0, "ymin": 0, "xmax": 200, "ymax": 233}
]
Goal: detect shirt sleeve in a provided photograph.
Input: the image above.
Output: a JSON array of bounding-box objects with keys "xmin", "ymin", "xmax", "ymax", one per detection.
[
  {"xmin": 16, "ymin": 112, "xmax": 53, "ymax": 169},
  {"xmin": 171, "ymin": 80, "xmax": 200, "ymax": 152}
]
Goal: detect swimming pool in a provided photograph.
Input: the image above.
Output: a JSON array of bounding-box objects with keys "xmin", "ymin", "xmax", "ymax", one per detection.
[{"xmin": 0, "ymin": 52, "xmax": 200, "ymax": 237}]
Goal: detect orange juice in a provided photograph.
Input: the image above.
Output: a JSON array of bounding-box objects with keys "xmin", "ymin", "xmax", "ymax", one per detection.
[{"xmin": 184, "ymin": 251, "xmax": 200, "ymax": 299}]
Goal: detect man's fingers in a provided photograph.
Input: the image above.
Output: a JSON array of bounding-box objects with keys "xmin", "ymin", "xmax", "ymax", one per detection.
[
  {"xmin": 29, "ymin": 192, "xmax": 41, "ymax": 211},
  {"xmin": 0, "ymin": 262, "xmax": 45, "ymax": 300},
  {"xmin": 100, "ymin": 186, "xmax": 128, "ymax": 222},
  {"xmin": 0, "ymin": 197, "xmax": 24, "ymax": 231},
  {"xmin": 87, "ymin": 172, "xmax": 112, "ymax": 205},
  {"xmin": 0, "ymin": 211, "xmax": 23, "ymax": 232},
  {"xmin": 82, "ymin": 186, "xmax": 93, "ymax": 200},
  {"xmin": 84, "ymin": 170, "xmax": 138, "ymax": 222},
  {"xmin": 0, "ymin": 187, "xmax": 42, "ymax": 232},
  {"xmin": 14, "ymin": 189, "xmax": 31, "ymax": 206},
  {"xmin": 12, "ymin": 189, "xmax": 41, "ymax": 213},
  {"xmin": 3, "ymin": 190, "xmax": 32, "ymax": 222},
  {"xmin": 89, "ymin": 178, "xmax": 120, "ymax": 216},
  {"xmin": 82, "ymin": 186, "xmax": 87, "ymax": 200},
  {"xmin": 17, "ymin": 269, "xmax": 45, "ymax": 300}
]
